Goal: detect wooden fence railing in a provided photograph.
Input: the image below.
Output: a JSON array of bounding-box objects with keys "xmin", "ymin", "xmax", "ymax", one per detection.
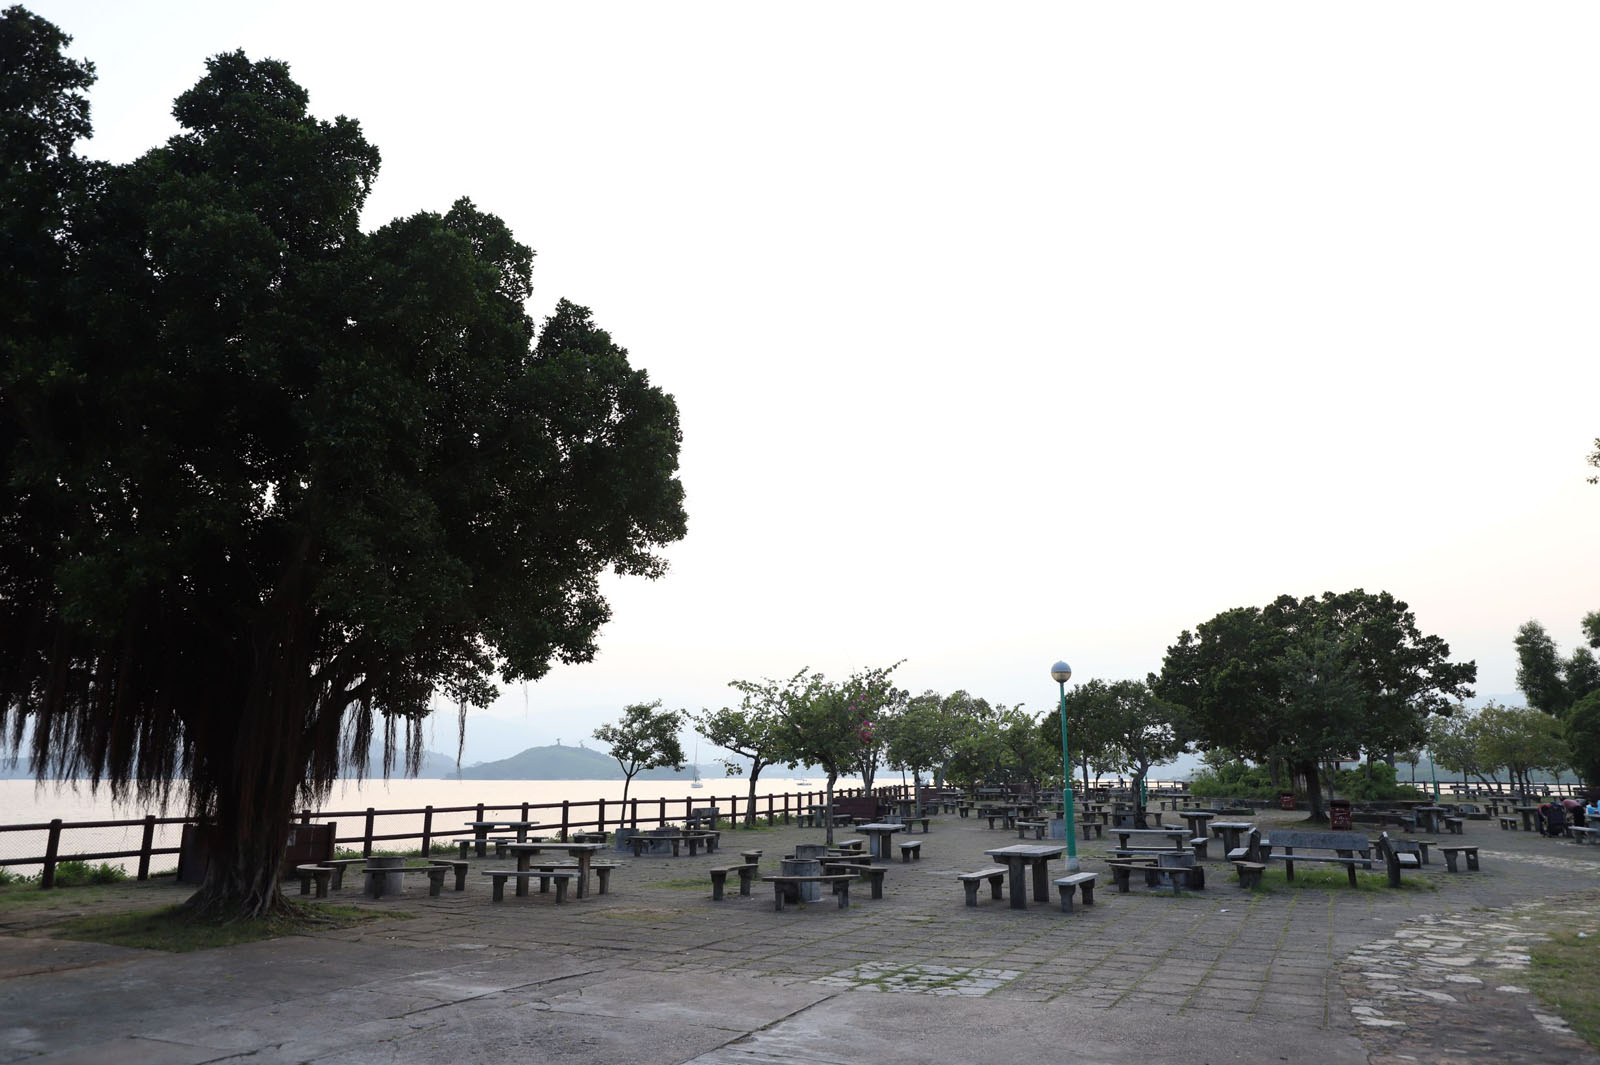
[{"xmin": 0, "ymin": 784, "xmax": 910, "ymax": 888}]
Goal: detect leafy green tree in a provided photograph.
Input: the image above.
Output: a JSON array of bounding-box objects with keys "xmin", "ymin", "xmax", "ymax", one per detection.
[
  {"xmin": 1428, "ymin": 710, "xmax": 1499, "ymax": 791},
  {"xmin": 1156, "ymin": 589, "xmax": 1474, "ymax": 822},
  {"xmin": 885, "ymin": 691, "xmax": 956, "ymax": 798},
  {"xmin": 594, "ymin": 701, "xmax": 687, "ymax": 809},
  {"xmin": 696, "ymin": 671, "xmax": 803, "ymax": 827},
  {"xmin": 1565, "ymin": 690, "xmax": 1600, "ymax": 788},
  {"xmin": 773, "ymin": 671, "xmax": 871, "ymax": 845},
  {"xmin": 0, "ymin": 21, "xmax": 686, "ymax": 918},
  {"xmin": 1517, "ymin": 621, "xmax": 1575, "ymax": 715},
  {"xmin": 1047, "ymin": 679, "xmax": 1189, "ymax": 822},
  {"xmin": 1473, "ymin": 702, "xmax": 1569, "ymax": 794},
  {"xmin": 841, "ymin": 661, "xmax": 905, "ymax": 792}
]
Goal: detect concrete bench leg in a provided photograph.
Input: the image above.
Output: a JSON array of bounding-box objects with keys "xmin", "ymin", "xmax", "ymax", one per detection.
[
  {"xmin": 711, "ymin": 870, "xmax": 728, "ymax": 901},
  {"xmin": 774, "ymin": 883, "xmax": 788, "ymax": 911},
  {"xmin": 1110, "ymin": 866, "xmax": 1132, "ymax": 893},
  {"xmin": 459, "ymin": 841, "xmax": 472, "ymax": 860},
  {"xmin": 738, "ymin": 868, "xmax": 755, "ymax": 895},
  {"xmin": 962, "ymin": 881, "xmax": 980, "ymax": 906},
  {"xmin": 987, "ymin": 874, "xmax": 1005, "ymax": 900},
  {"xmin": 1466, "ymin": 850, "xmax": 1479, "ymax": 871},
  {"xmin": 491, "ymin": 876, "xmax": 506, "ymax": 902},
  {"xmin": 1056, "ymin": 884, "xmax": 1078, "ymax": 913},
  {"xmin": 834, "ymin": 880, "xmax": 850, "ymax": 909},
  {"xmin": 554, "ymin": 877, "xmax": 569, "ymax": 903}
]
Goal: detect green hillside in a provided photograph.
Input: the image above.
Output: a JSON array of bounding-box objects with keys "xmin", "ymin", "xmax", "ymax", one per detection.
[{"xmin": 454, "ymin": 744, "xmax": 701, "ymax": 781}]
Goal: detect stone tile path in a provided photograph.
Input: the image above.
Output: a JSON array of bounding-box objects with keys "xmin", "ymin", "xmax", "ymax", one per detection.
[{"xmin": 1, "ymin": 806, "xmax": 1597, "ymax": 1064}]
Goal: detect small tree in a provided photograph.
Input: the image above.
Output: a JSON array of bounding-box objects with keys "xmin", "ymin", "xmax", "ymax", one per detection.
[
  {"xmin": 775, "ymin": 671, "xmax": 874, "ymax": 845},
  {"xmin": 594, "ymin": 701, "xmax": 686, "ymax": 809},
  {"xmin": 695, "ymin": 671, "xmax": 803, "ymax": 827},
  {"xmin": 841, "ymin": 661, "xmax": 905, "ymax": 792},
  {"xmin": 1565, "ymin": 690, "xmax": 1600, "ymax": 790}
]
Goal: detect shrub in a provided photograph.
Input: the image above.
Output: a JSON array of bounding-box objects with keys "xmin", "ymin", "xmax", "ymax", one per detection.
[
  {"xmin": 49, "ymin": 860, "xmax": 127, "ymax": 886},
  {"xmin": 1189, "ymin": 759, "xmax": 1278, "ymax": 799}
]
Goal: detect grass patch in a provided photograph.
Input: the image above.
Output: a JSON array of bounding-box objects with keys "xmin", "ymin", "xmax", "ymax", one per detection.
[
  {"xmin": 1244, "ymin": 865, "xmax": 1435, "ymax": 893},
  {"xmin": 0, "ymin": 879, "xmax": 145, "ymax": 913},
  {"xmin": 51, "ymin": 902, "xmax": 380, "ymax": 953},
  {"xmin": 1528, "ymin": 926, "xmax": 1600, "ymax": 1051}
]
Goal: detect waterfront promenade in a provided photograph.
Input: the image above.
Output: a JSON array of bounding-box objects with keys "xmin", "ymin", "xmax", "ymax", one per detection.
[{"xmin": 2, "ymin": 807, "xmax": 1597, "ymax": 1065}]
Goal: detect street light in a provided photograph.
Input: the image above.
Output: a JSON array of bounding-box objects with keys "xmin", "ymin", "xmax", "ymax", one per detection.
[
  {"xmin": 1428, "ymin": 749, "xmax": 1440, "ymax": 803},
  {"xmin": 1052, "ymin": 660, "xmax": 1079, "ymax": 872}
]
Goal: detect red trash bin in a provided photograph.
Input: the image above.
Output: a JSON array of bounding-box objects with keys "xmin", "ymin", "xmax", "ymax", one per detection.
[
  {"xmin": 1329, "ymin": 799, "xmax": 1352, "ymax": 830},
  {"xmin": 1279, "ymin": 790, "xmax": 1296, "ymax": 811}
]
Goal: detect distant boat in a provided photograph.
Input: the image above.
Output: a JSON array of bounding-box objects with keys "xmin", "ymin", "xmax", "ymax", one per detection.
[
  {"xmin": 691, "ymin": 744, "xmax": 703, "ymax": 788},
  {"xmin": 794, "ymin": 779, "xmax": 811, "ymax": 787}
]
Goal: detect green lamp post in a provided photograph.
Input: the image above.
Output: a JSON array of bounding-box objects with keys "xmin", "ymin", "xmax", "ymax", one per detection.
[
  {"xmin": 1052, "ymin": 660, "xmax": 1079, "ymax": 872},
  {"xmin": 1429, "ymin": 750, "xmax": 1440, "ymax": 803}
]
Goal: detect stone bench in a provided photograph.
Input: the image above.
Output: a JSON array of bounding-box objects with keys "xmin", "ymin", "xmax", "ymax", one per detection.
[
  {"xmin": 1439, "ymin": 845, "xmax": 1480, "ymax": 873},
  {"xmin": 524, "ymin": 861, "xmax": 618, "ymax": 895},
  {"xmin": 320, "ymin": 858, "xmax": 368, "ymax": 890},
  {"xmin": 1106, "ymin": 858, "xmax": 1200, "ymax": 895},
  {"xmin": 1571, "ymin": 827, "xmax": 1599, "ymax": 846},
  {"xmin": 294, "ymin": 864, "xmax": 332, "ymax": 898},
  {"xmin": 482, "ymin": 868, "xmax": 577, "ymax": 903},
  {"xmin": 1376, "ymin": 832, "xmax": 1422, "ymax": 888},
  {"xmin": 1232, "ymin": 860, "xmax": 1266, "ymax": 889},
  {"xmin": 1442, "ymin": 817, "xmax": 1465, "ymax": 835},
  {"xmin": 957, "ymin": 866, "xmax": 1009, "ymax": 906},
  {"xmin": 1498, "ymin": 816, "xmax": 1519, "ymax": 831},
  {"xmin": 1015, "ymin": 820, "xmax": 1048, "ymax": 840},
  {"xmin": 740, "ymin": 849, "xmax": 764, "ymax": 864},
  {"xmin": 898, "ymin": 839, "xmax": 923, "ymax": 862},
  {"xmin": 823, "ymin": 861, "xmax": 886, "ymax": 899},
  {"xmin": 762, "ymin": 873, "xmax": 855, "ymax": 910},
  {"xmin": 1052, "ymin": 872, "xmax": 1097, "ymax": 913},
  {"xmin": 571, "ymin": 831, "xmax": 609, "ymax": 844},
  {"xmin": 835, "ymin": 838, "xmax": 865, "ymax": 853},
  {"xmin": 363, "ymin": 863, "xmax": 449, "ymax": 899},
  {"xmin": 1079, "ymin": 821, "xmax": 1105, "ymax": 841},
  {"xmin": 429, "ymin": 858, "xmax": 470, "ymax": 891},
  {"xmin": 709, "ymin": 863, "xmax": 759, "ymax": 900},
  {"xmin": 1260, "ymin": 830, "xmax": 1376, "ymax": 888}
]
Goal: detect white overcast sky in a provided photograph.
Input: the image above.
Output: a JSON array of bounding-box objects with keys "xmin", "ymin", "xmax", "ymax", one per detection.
[{"xmin": 31, "ymin": 1, "xmax": 1600, "ymax": 764}]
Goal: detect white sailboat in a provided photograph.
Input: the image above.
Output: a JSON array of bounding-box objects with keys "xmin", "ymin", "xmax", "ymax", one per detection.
[{"xmin": 691, "ymin": 742, "xmax": 703, "ymax": 788}]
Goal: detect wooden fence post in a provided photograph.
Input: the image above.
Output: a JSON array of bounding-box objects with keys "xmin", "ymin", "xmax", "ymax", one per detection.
[
  {"xmin": 560, "ymin": 801, "xmax": 570, "ymax": 841},
  {"xmin": 41, "ymin": 819, "xmax": 61, "ymax": 890},
  {"xmin": 630, "ymin": 798, "xmax": 638, "ymax": 829},
  {"xmin": 363, "ymin": 808, "xmax": 375, "ymax": 857},
  {"xmin": 137, "ymin": 815, "xmax": 156, "ymax": 880},
  {"xmin": 421, "ymin": 806, "xmax": 434, "ymax": 856},
  {"xmin": 598, "ymin": 798, "xmax": 606, "ymax": 833},
  {"xmin": 658, "ymin": 796, "xmax": 666, "ymax": 829}
]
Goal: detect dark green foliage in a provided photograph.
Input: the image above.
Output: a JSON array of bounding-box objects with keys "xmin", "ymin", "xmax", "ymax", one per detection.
[
  {"xmin": 1188, "ymin": 758, "xmax": 1277, "ymax": 799},
  {"xmin": 1564, "ymin": 691, "xmax": 1600, "ymax": 788},
  {"xmin": 593, "ymin": 702, "xmax": 687, "ymax": 807},
  {"xmin": 0, "ymin": 11, "xmax": 686, "ymax": 918},
  {"xmin": 1155, "ymin": 589, "xmax": 1475, "ymax": 819},
  {"xmin": 1515, "ymin": 617, "xmax": 1600, "ymax": 715},
  {"xmin": 50, "ymin": 860, "xmax": 126, "ymax": 886}
]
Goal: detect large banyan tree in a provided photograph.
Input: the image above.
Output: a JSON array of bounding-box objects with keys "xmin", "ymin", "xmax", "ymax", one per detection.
[{"xmin": 0, "ymin": 7, "xmax": 687, "ymax": 916}]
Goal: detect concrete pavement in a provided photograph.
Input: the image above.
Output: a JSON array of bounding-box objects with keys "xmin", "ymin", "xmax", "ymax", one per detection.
[{"xmin": 2, "ymin": 807, "xmax": 1596, "ymax": 1064}]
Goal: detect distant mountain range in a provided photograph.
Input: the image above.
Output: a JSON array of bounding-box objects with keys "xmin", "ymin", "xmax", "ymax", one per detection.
[{"xmin": 1, "ymin": 741, "xmax": 707, "ymax": 782}]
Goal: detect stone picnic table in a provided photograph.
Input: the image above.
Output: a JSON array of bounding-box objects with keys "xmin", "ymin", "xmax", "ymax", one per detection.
[
  {"xmin": 1514, "ymin": 806, "xmax": 1542, "ymax": 832},
  {"xmin": 1412, "ymin": 806, "xmax": 1448, "ymax": 834},
  {"xmin": 856, "ymin": 822, "xmax": 906, "ymax": 861},
  {"xmin": 462, "ymin": 820, "xmax": 540, "ymax": 857},
  {"xmin": 983, "ymin": 843, "xmax": 1067, "ymax": 910},
  {"xmin": 1179, "ymin": 811, "xmax": 1216, "ymax": 837},
  {"xmin": 1208, "ymin": 821, "xmax": 1255, "ymax": 853},
  {"xmin": 504, "ymin": 841, "xmax": 606, "ymax": 898}
]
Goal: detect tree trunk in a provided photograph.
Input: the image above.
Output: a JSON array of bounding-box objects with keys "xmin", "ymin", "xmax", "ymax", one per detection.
[
  {"xmin": 744, "ymin": 763, "xmax": 764, "ymax": 827},
  {"xmin": 823, "ymin": 771, "xmax": 838, "ymax": 846},
  {"xmin": 1301, "ymin": 760, "xmax": 1328, "ymax": 822}
]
